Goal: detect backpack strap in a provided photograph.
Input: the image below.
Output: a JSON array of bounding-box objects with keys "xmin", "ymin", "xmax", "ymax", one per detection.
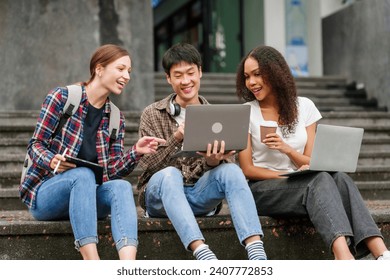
[
  {"xmin": 108, "ymin": 101, "xmax": 120, "ymax": 147},
  {"xmin": 53, "ymin": 85, "xmax": 82, "ymax": 136},
  {"xmin": 21, "ymin": 85, "xmax": 82, "ymax": 185}
]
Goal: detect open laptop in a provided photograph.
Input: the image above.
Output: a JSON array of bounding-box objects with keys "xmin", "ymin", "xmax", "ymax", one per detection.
[
  {"xmin": 172, "ymin": 104, "xmax": 251, "ymax": 158},
  {"xmin": 281, "ymin": 124, "xmax": 364, "ymax": 177}
]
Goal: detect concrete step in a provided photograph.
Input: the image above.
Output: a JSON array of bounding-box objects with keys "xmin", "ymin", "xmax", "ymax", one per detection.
[
  {"xmin": 2, "ymin": 136, "xmax": 389, "ymax": 160},
  {"xmin": 321, "ymin": 111, "xmax": 390, "ymax": 126},
  {"xmin": 294, "ymin": 75, "xmax": 348, "ymax": 88},
  {"xmin": 169, "ymin": 88, "xmax": 367, "ymax": 105},
  {"xmin": 0, "ymin": 188, "xmax": 26, "ymax": 211},
  {"xmin": 357, "ymin": 181, "xmax": 390, "ymax": 200},
  {"xmin": 1, "ymin": 110, "xmax": 388, "ymax": 129},
  {"xmin": 318, "ymin": 106, "xmax": 387, "ymax": 112},
  {"xmin": 0, "ymin": 122, "xmax": 140, "ymax": 138},
  {"xmin": 0, "ymin": 184, "xmax": 140, "ymax": 211},
  {"xmin": 155, "ymin": 84, "xmax": 365, "ymax": 97},
  {"xmin": 3, "ymin": 125, "xmax": 389, "ymax": 150},
  {"xmin": 0, "ymin": 167, "xmax": 142, "ymax": 189},
  {"xmin": 154, "ymin": 94, "xmax": 379, "ymax": 111},
  {"xmin": 154, "ymin": 73, "xmax": 348, "ymax": 88},
  {"xmin": 155, "ymin": 86, "xmax": 356, "ymax": 97},
  {"xmin": 360, "ymin": 137, "xmax": 390, "ymax": 152},
  {"xmin": 0, "ymin": 110, "xmax": 141, "ymax": 124},
  {"xmin": 154, "ymin": 73, "xmax": 382, "ymax": 111},
  {"xmin": 2, "ymin": 163, "xmax": 390, "ymax": 186},
  {"xmin": 0, "ymin": 138, "xmax": 140, "ymax": 157},
  {"xmin": 358, "ymin": 151, "xmax": 390, "ymax": 165},
  {"xmin": 3, "ymin": 175, "xmax": 390, "ymax": 211},
  {"xmin": 2, "ymin": 151, "xmax": 390, "ymax": 173},
  {"xmin": 350, "ymin": 166, "xmax": 390, "ymax": 181},
  {"xmin": 2, "ymin": 114, "xmax": 390, "ymax": 152},
  {"xmin": 1, "ymin": 199, "xmax": 389, "ymax": 260},
  {"xmin": 352, "ymin": 126, "xmax": 390, "ymax": 138}
]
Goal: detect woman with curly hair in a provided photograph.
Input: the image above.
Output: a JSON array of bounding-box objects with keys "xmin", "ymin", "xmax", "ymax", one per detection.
[{"xmin": 236, "ymin": 45, "xmax": 389, "ymax": 260}]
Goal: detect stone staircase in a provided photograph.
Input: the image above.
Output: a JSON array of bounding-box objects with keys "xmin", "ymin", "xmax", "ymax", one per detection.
[
  {"xmin": 1, "ymin": 73, "xmax": 390, "ymax": 260},
  {"xmin": 155, "ymin": 73, "xmax": 386, "ymax": 111}
]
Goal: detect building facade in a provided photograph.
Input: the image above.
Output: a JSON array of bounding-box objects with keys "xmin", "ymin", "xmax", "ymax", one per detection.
[{"xmin": 153, "ymin": 0, "xmax": 354, "ymax": 76}]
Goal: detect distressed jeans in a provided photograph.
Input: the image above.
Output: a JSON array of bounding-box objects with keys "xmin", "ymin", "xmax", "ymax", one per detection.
[
  {"xmin": 145, "ymin": 163, "xmax": 264, "ymax": 250},
  {"xmin": 30, "ymin": 167, "xmax": 138, "ymax": 251},
  {"xmin": 249, "ymin": 171, "xmax": 383, "ymax": 258}
]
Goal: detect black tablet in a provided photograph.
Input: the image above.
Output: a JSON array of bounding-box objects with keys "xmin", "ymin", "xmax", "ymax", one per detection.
[{"xmin": 65, "ymin": 155, "xmax": 103, "ymax": 185}]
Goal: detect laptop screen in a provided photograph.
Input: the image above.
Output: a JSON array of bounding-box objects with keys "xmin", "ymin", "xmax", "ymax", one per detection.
[{"xmin": 182, "ymin": 104, "xmax": 251, "ymax": 152}]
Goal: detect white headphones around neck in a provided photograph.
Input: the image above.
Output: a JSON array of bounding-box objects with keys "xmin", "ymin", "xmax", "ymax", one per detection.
[{"xmin": 169, "ymin": 95, "xmax": 181, "ymax": 117}]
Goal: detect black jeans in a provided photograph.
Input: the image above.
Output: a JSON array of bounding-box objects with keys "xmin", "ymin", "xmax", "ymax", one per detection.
[{"xmin": 249, "ymin": 171, "xmax": 383, "ymax": 258}]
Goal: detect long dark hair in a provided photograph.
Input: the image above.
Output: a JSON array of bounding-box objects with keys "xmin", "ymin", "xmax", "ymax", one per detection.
[{"xmin": 236, "ymin": 45, "xmax": 298, "ymax": 136}]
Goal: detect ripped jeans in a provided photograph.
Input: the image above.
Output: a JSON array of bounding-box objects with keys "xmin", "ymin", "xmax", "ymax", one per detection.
[{"xmin": 30, "ymin": 167, "xmax": 138, "ymax": 251}]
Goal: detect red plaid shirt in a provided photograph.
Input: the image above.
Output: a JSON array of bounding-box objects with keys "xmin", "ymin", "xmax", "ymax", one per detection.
[{"xmin": 20, "ymin": 86, "xmax": 141, "ymax": 209}]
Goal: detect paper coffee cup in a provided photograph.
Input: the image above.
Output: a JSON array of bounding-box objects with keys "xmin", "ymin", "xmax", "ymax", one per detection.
[{"xmin": 260, "ymin": 122, "xmax": 277, "ymax": 142}]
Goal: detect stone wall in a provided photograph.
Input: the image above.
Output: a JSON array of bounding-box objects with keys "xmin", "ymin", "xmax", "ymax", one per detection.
[
  {"xmin": 0, "ymin": 0, "xmax": 154, "ymax": 111},
  {"xmin": 322, "ymin": 0, "xmax": 390, "ymax": 110}
]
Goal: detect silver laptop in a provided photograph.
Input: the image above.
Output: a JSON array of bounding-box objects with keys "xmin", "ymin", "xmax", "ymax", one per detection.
[
  {"xmin": 281, "ymin": 124, "xmax": 364, "ymax": 177},
  {"xmin": 172, "ymin": 104, "xmax": 251, "ymax": 158}
]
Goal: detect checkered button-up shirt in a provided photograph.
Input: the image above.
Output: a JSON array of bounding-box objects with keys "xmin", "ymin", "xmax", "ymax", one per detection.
[
  {"xmin": 137, "ymin": 93, "xmax": 234, "ymax": 210},
  {"xmin": 20, "ymin": 86, "xmax": 141, "ymax": 209}
]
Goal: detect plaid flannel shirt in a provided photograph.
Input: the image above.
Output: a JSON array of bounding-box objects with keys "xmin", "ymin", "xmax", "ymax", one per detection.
[
  {"xmin": 20, "ymin": 86, "xmax": 141, "ymax": 209},
  {"xmin": 137, "ymin": 93, "xmax": 234, "ymax": 210}
]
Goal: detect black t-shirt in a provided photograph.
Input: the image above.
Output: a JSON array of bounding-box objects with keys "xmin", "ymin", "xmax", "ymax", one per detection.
[{"xmin": 77, "ymin": 103, "xmax": 104, "ymax": 163}]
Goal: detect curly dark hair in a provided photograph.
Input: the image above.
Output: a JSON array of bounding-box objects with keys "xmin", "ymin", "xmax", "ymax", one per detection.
[{"xmin": 236, "ymin": 45, "xmax": 298, "ymax": 136}]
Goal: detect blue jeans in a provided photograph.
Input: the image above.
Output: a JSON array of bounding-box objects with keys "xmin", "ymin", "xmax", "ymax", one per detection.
[
  {"xmin": 30, "ymin": 167, "xmax": 138, "ymax": 251},
  {"xmin": 145, "ymin": 164, "xmax": 263, "ymax": 250},
  {"xmin": 249, "ymin": 171, "xmax": 383, "ymax": 258}
]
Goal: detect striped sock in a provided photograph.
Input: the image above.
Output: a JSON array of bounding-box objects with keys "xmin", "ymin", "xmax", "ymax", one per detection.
[
  {"xmin": 245, "ymin": 240, "xmax": 267, "ymax": 260},
  {"xmin": 193, "ymin": 244, "xmax": 218, "ymax": 260}
]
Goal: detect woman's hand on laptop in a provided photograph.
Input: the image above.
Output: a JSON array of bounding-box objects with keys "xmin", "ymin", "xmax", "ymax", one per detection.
[
  {"xmin": 298, "ymin": 164, "xmax": 310, "ymax": 171},
  {"xmin": 199, "ymin": 140, "xmax": 236, "ymax": 167}
]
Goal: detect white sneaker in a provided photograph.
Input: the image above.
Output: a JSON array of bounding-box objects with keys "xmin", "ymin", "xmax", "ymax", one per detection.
[{"xmin": 377, "ymin": 250, "xmax": 390, "ymax": 260}]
